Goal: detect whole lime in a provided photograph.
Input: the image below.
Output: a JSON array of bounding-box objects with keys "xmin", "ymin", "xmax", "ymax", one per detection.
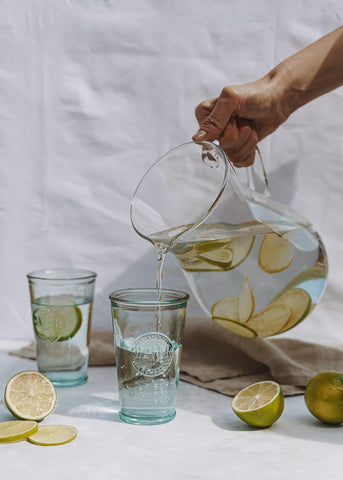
[{"xmin": 304, "ymin": 371, "xmax": 343, "ymax": 424}]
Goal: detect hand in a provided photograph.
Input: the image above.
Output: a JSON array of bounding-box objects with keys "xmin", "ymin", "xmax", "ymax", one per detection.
[{"xmin": 192, "ymin": 79, "xmax": 289, "ymax": 166}]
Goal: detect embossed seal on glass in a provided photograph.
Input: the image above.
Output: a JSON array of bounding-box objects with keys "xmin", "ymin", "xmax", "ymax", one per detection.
[{"xmin": 131, "ymin": 332, "xmax": 173, "ymax": 377}]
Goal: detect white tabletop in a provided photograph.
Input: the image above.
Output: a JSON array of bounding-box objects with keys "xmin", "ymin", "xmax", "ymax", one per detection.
[{"xmin": 0, "ymin": 340, "xmax": 342, "ymax": 480}]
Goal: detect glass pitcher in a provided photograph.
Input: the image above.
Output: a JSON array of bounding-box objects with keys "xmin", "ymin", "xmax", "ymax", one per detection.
[{"xmin": 130, "ymin": 141, "xmax": 328, "ymax": 338}]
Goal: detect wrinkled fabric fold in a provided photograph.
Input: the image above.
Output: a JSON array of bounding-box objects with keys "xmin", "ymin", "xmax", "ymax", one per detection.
[{"xmin": 10, "ymin": 318, "xmax": 343, "ymax": 396}]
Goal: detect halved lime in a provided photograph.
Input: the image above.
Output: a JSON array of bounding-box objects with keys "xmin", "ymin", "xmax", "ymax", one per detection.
[
  {"xmin": 27, "ymin": 425, "xmax": 78, "ymax": 446},
  {"xmin": 5, "ymin": 370, "xmax": 57, "ymax": 421},
  {"xmin": 211, "ymin": 297, "xmax": 239, "ymax": 321},
  {"xmin": 33, "ymin": 296, "xmax": 82, "ymax": 342},
  {"xmin": 213, "ymin": 317, "xmax": 257, "ymax": 337},
  {"xmin": 274, "ymin": 288, "xmax": 312, "ymax": 332},
  {"xmin": 238, "ymin": 276, "xmax": 255, "ymax": 323},
  {"xmin": 258, "ymin": 233, "xmax": 295, "ymax": 273},
  {"xmin": 248, "ymin": 303, "xmax": 291, "ymax": 337},
  {"xmin": 0, "ymin": 420, "xmax": 38, "ymax": 442},
  {"xmin": 232, "ymin": 380, "xmax": 284, "ymax": 427}
]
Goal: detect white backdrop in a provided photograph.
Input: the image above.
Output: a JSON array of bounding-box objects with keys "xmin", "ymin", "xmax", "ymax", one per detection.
[{"xmin": 1, "ymin": 0, "xmax": 342, "ymax": 343}]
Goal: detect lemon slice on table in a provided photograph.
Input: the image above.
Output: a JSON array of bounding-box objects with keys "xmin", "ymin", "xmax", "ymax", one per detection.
[
  {"xmin": 27, "ymin": 425, "xmax": 78, "ymax": 446},
  {"xmin": 258, "ymin": 233, "xmax": 295, "ymax": 273},
  {"xmin": 0, "ymin": 420, "xmax": 38, "ymax": 443},
  {"xmin": 33, "ymin": 298, "xmax": 82, "ymax": 342},
  {"xmin": 248, "ymin": 303, "xmax": 291, "ymax": 337},
  {"xmin": 213, "ymin": 318, "xmax": 257, "ymax": 338},
  {"xmin": 5, "ymin": 371, "xmax": 57, "ymax": 421},
  {"xmin": 232, "ymin": 380, "xmax": 284, "ymax": 427},
  {"xmin": 273, "ymin": 288, "xmax": 312, "ymax": 332}
]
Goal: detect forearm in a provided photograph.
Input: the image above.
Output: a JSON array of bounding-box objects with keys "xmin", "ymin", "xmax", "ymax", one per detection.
[{"xmin": 266, "ymin": 25, "xmax": 343, "ymax": 117}]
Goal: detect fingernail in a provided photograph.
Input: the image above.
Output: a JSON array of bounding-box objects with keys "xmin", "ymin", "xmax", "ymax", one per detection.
[{"xmin": 193, "ymin": 129, "xmax": 207, "ymax": 140}]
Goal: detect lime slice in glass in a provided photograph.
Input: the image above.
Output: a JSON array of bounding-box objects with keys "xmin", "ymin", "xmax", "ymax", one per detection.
[
  {"xmin": 5, "ymin": 370, "xmax": 57, "ymax": 421},
  {"xmin": 0, "ymin": 420, "xmax": 38, "ymax": 442},
  {"xmin": 28, "ymin": 425, "xmax": 78, "ymax": 446},
  {"xmin": 33, "ymin": 297, "xmax": 82, "ymax": 342},
  {"xmin": 232, "ymin": 380, "xmax": 284, "ymax": 427}
]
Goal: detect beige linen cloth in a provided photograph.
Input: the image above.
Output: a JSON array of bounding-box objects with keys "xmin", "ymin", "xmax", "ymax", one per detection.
[{"xmin": 11, "ymin": 317, "xmax": 343, "ymax": 396}]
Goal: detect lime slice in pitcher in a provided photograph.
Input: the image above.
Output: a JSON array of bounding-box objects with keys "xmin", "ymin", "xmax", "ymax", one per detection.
[
  {"xmin": 198, "ymin": 246, "xmax": 233, "ymax": 269},
  {"xmin": 211, "ymin": 297, "xmax": 239, "ymax": 321},
  {"xmin": 273, "ymin": 288, "xmax": 312, "ymax": 331},
  {"xmin": 213, "ymin": 317, "xmax": 257, "ymax": 337},
  {"xmin": 258, "ymin": 232, "xmax": 295, "ymax": 273},
  {"xmin": 247, "ymin": 303, "xmax": 291, "ymax": 337},
  {"xmin": 33, "ymin": 296, "xmax": 82, "ymax": 342}
]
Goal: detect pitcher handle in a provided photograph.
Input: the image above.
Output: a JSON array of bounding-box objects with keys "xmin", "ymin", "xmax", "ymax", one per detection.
[{"xmin": 247, "ymin": 147, "xmax": 271, "ymax": 197}]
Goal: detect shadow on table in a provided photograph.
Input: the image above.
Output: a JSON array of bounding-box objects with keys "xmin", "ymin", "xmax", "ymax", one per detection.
[
  {"xmin": 212, "ymin": 406, "xmax": 343, "ymax": 446},
  {"xmin": 53, "ymin": 384, "xmax": 121, "ymax": 423}
]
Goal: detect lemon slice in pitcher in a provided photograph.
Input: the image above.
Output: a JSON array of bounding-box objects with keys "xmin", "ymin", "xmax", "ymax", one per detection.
[
  {"xmin": 232, "ymin": 380, "xmax": 284, "ymax": 427},
  {"xmin": 258, "ymin": 233, "xmax": 295, "ymax": 273},
  {"xmin": 33, "ymin": 296, "xmax": 82, "ymax": 342},
  {"xmin": 27, "ymin": 425, "xmax": 78, "ymax": 446},
  {"xmin": 5, "ymin": 371, "xmax": 56, "ymax": 421},
  {"xmin": 0, "ymin": 420, "xmax": 38, "ymax": 442}
]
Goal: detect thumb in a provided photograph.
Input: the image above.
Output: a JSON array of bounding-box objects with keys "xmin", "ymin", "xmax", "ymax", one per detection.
[{"xmin": 193, "ymin": 89, "xmax": 236, "ymax": 141}]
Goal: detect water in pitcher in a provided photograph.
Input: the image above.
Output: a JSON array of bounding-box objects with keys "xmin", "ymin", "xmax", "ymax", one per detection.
[{"xmin": 150, "ymin": 218, "xmax": 328, "ymax": 338}]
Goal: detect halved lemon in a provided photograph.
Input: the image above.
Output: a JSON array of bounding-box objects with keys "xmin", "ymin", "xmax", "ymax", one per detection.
[
  {"xmin": 232, "ymin": 380, "xmax": 284, "ymax": 427},
  {"xmin": 33, "ymin": 296, "xmax": 82, "ymax": 342},
  {"xmin": 258, "ymin": 233, "xmax": 295, "ymax": 273},
  {"xmin": 27, "ymin": 425, "xmax": 78, "ymax": 446},
  {"xmin": 213, "ymin": 317, "xmax": 257, "ymax": 337},
  {"xmin": 5, "ymin": 371, "xmax": 57, "ymax": 421},
  {"xmin": 0, "ymin": 420, "xmax": 38, "ymax": 443},
  {"xmin": 274, "ymin": 288, "xmax": 312, "ymax": 332},
  {"xmin": 248, "ymin": 303, "xmax": 291, "ymax": 337},
  {"xmin": 238, "ymin": 276, "xmax": 255, "ymax": 323}
]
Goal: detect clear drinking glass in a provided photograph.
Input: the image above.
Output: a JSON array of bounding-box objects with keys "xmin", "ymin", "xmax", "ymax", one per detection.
[
  {"xmin": 27, "ymin": 268, "xmax": 97, "ymax": 387},
  {"xmin": 109, "ymin": 288, "xmax": 189, "ymax": 425}
]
